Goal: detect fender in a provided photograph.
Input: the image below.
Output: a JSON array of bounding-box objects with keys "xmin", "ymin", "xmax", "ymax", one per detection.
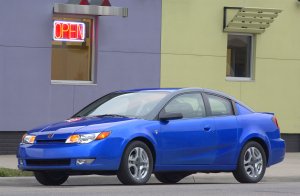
[
  {"xmin": 117, "ymin": 131, "xmax": 158, "ymax": 168},
  {"xmin": 233, "ymin": 130, "xmax": 271, "ymax": 166}
]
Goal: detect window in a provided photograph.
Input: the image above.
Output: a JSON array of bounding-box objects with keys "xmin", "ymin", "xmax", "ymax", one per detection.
[
  {"xmin": 226, "ymin": 34, "xmax": 253, "ymax": 79},
  {"xmin": 163, "ymin": 93, "xmax": 206, "ymax": 119},
  {"xmin": 77, "ymin": 92, "xmax": 170, "ymax": 119},
  {"xmin": 51, "ymin": 15, "xmax": 95, "ymax": 84},
  {"xmin": 206, "ymin": 94, "xmax": 233, "ymax": 116}
]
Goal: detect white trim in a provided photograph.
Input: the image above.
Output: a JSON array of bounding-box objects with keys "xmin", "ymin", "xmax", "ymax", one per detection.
[
  {"xmin": 225, "ymin": 77, "xmax": 254, "ymax": 82},
  {"xmin": 241, "ymin": 7, "xmax": 282, "ymax": 13},
  {"xmin": 51, "ymin": 80, "xmax": 97, "ymax": 86},
  {"xmin": 224, "ymin": 27, "xmax": 264, "ymax": 34}
]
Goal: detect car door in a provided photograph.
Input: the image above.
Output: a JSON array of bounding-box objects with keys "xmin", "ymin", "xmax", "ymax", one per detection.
[
  {"xmin": 157, "ymin": 92, "xmax": 218, "ymax": 165},
  {"xmin": 203, "ymin": 93, "xmax": 238, "ymax": 165}
]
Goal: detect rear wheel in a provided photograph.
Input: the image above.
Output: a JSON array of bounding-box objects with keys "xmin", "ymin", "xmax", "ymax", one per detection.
[
  {"xmin": 117, "ymin": 141, "xmax": 153, "ymax": 185},
  {"xmin": 155, "ymin": 172, "xmax": 190, "ymax": 184},
  {"xmin": 34, "ymin": 171, "xmax": 69, "ymax": 186},
  {"xmin": 233, "ymin": 141, "xmax": 266, "ymax": 183}
]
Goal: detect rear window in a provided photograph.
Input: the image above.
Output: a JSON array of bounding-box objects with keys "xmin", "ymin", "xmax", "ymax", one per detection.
[{"xmin": 206, "ymin": 94, "xmax": 233, "ymax": 116}]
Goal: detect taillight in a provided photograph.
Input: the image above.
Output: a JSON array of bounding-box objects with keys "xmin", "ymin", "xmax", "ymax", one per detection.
[{"xmin": 272, "ymin": 116, "xmax": 280, "ymax": 129}]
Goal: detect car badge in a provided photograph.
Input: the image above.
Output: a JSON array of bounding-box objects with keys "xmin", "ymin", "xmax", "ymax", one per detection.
[{"xmin": 48, "ymin": 133, "xmax": 54, "ymax": 139}]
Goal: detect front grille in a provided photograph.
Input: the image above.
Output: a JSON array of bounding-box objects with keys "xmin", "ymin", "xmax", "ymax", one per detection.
[
  {"xmin": 36, "ymin": 139, "xmax": 66, "ymax": 144},
  {"xmin": 26, "ymin": 159, "xmax": 71, "ymax": 166}
]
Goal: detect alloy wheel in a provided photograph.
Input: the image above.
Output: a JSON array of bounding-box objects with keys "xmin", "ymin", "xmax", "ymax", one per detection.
[
  {"xmin": 128, "ymin": 147, "xmax": 150, "ymax": 180},
  {"xmin": 244, "ymin": 147, "xmax": 263, "ymax": 178}
]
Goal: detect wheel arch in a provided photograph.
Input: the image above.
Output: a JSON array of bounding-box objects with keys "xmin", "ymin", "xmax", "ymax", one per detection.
[
  {"xmin": 247, "ymin": 137, "xmax": 269, "ymax": 164},
  {"xmin": 131, "ymin": 137, "xmax": 156, "ymax": 163},
  {"xmin": 121, "ymin": 135, "xmax": 157, "ymax": 169},
  {"xmin": 240, "ymin": 136, "xmax": 270, "ymax": 165}
]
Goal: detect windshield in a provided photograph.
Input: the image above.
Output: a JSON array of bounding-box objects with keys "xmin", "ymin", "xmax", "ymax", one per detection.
[{"xmin": 74, "ymin": 91, "xmax": 170, "ymax": 119}]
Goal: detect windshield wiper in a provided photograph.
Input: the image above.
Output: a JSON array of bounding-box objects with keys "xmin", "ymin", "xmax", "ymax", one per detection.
[{"xmin": 94, "ymin": 114, "xmax": 131, "ymax": 118}]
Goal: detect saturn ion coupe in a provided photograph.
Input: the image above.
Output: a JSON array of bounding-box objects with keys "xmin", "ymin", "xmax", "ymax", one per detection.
[{"xmin": 18, "ymin": 88, "xmax": 285, "ymax": 185}]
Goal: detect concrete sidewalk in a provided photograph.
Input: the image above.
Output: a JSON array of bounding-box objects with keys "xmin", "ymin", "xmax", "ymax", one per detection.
[
  {"xmin": 0, "ymin": 153, "xmax": 299, "ymax": 180},
  {"xmin": 0, "ymin": 155, "xmax": 18, "ymax": 169}
]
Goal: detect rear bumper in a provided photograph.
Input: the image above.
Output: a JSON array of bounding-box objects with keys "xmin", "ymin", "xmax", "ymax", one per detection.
[
  {"xmin": 17, "ymin": 139, "xmax": 122, "ymax": 171},
  {"xmin": 268, "ymin": 138, "xmax": 285, "ymax": 166}
]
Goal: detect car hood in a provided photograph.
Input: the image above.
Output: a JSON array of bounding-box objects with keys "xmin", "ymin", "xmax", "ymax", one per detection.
[{"xmin": 29, "ymin": 117, "xmax": 135, "ymax": 141}]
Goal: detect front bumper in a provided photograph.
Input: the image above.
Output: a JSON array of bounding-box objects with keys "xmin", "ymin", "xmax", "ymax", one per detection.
[{"xmin": 17, "ymin": 139, "xmax": 123, "ymax": 171}]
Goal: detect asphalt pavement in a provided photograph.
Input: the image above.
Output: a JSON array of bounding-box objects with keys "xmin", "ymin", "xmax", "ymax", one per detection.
[{"xmin": 0, "ymin": 153, "xmax": 299, "ymax": 196}]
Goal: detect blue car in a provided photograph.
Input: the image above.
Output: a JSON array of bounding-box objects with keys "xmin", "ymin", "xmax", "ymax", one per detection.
[{"xmin": 18, "ymin": 88, "xmax": 285, "ymax": 185}]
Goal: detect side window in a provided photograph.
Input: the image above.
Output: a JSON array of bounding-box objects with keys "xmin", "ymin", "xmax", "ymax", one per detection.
[
  {"xmin": 163, "ymin": 93, "xmax": 206, "ymax": 119},
  {"xmin": 206, "ymin": 94, "xmax": 233, "ymax": 116}
]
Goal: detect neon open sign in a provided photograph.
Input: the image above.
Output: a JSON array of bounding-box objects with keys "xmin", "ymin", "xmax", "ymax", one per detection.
[{"xmin": 53, "ymin": 20, "xmax": 86, "ymax": 42}]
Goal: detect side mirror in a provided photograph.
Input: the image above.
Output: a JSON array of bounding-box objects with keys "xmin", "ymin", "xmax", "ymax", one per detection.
[{"xmin": 159, "ymin": 112, "xmax": 183, "ymax": 121}]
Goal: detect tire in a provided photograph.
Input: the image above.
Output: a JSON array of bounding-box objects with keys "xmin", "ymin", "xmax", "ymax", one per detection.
[
  {"xmin": 117, "ymin": 141, "xmax": 153, "ymax": 185},
  {"xmin": 233, "ymin": 141, "xmax": 267, "ymax": 183},
  {"xmin": 34, "ymin": 171, "xmax": 69, "ymax": 186},
  {"xmin": 155, "ymin": 172, "xmax": 190, "ymax": 184}
]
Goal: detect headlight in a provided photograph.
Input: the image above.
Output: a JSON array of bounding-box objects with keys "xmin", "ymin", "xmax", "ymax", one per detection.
[
  {"xmin": 21, "ymin": 134, "xmax": 36, "ymax": 144},
  {"xmin": 65, "ymin": 131, "xmax": 111, "ymax": 144}
]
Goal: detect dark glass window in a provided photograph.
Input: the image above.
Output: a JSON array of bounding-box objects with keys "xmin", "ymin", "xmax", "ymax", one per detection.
[{"xmin": 226, "ymin": 34, "xmax": 253, "ymax": 78}]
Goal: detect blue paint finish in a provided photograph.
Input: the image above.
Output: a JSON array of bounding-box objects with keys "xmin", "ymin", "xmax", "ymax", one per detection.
[
  {"xmin": 212, "ymin": 115, "xmax": 238, "ymax": 165},
  {"xmin": 18, "ymin": 88, "xmax": 285, "ymax": 175},
  {"xmin": 157, "ymin": 117, "xmax": 217, "ymax": 165},
  {"xmin": 236, "ymin": 103, "xmax": 253, "ymax": 115},
  {"xmin": 236, "ymin": 113, "xmax": 285, "ymax": 166}
]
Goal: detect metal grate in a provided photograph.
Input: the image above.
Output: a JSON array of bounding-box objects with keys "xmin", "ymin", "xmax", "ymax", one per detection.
[
  {"xmin": 36, "ymin": 139, "xmax": 66, "ymax": 144},
  {"xmin": 26, "ymin": 159, "xmax": 71, "ymax": 166},
  {"xmin": 224, "ymin": 7, "xmax": 282, "ymax": 34}
]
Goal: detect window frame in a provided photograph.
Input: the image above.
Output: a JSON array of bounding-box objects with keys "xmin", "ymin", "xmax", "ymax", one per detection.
[
  {"xmin": 226, "ymin": 33, "xmax": 255, "ymax": 82},
  {"xmin": 202, "ymin": 93, "xmax": 236, "ymax": 117},
  {"xmin": 157, "ymin": 92, "xmax": 207, "ymax": 120},
  {"xmin": 51, "ymin": 14, "xmax": 97, "ymax": 85}
]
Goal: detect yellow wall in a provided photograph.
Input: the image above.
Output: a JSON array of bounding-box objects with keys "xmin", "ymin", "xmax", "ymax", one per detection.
[{"xmin": 161, "ymin": 0, "xmax": 300, "ymax": 133}]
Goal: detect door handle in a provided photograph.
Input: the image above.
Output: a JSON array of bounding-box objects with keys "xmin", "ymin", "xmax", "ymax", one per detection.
[{"xmin": 203, "ymin": 125, "xmax": 211, "ymax": 131}]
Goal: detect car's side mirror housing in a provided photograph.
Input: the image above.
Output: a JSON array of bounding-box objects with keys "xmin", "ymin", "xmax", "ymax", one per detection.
[{"xmin": 159, "ymin": 112, "xmax": 183, "ymax": 121}]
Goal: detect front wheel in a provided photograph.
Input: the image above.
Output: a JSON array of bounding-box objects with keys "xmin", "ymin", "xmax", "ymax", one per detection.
[
  {"xmin": 117, "ymin": 141, "xmax": 153, "ymax": 185},
  {"xmin": 34, "ymin": 171, "xmax": 69, "ymax": 186},
  {"xmin": 233, "ymin": 141, "xmax": 267, "ymax": 183}
]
